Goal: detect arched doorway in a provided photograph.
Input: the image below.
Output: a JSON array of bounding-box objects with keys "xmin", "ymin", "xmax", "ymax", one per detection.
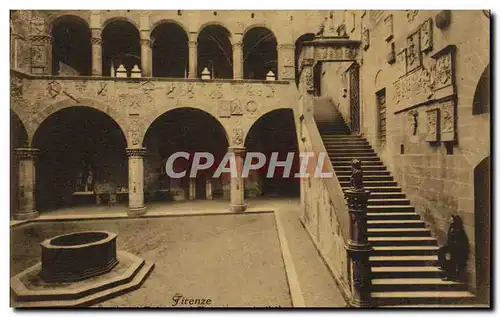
[
  {"xmin": 474, "ymin": 156, "xmax": 490, "ymax": 303},
  {"xmin": 32, "ymin": 107, "xmax": 127, "ymax": 210},
  {"xmin": 243, "ymin": 27, "xmax": 277, "ymax": 80},
  {"xmin": 102, "ymin": 20, "xmax": 141, "ymax": 77},
  {"xmin": 143, "ymin": 108, "xmax": 229, "ymax": 202},
  {"xmin": 197, "ymin": 25, "xmax": 233, "ymax": 79},
  {"xmin": 294, "ymin": 33, "xmax": 315, "ymax": 87},
  {"xmin": 472, "ymin": 64, "xmax": 490, "ymax": 115},
  {"xmin": 245, "ymin": 109, "xmax": 300, "ymax": 198},
  {"xmin": 10, "ymin": 111, "xmax": 28, "ymax": 217},
  {"xmin": 51, "ymin": 15, "xmax": 91, "ymax": 76},
  {"xmin": 151, "ymin": 22, "xmax": 188, "ymax": 78}
]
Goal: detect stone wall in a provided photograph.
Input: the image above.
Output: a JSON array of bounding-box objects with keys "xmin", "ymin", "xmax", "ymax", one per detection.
[{"xmin": 320, "ymin": 10, "xmax": 490, "ymax": 291}]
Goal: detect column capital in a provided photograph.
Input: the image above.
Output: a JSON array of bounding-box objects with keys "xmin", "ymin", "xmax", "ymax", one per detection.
[
  {"xmin": 228, "ymin": 146, "xmax": 246, "ymax": 155},
  {"xmin": 29, "ymin": 35, "xmax": 52, "ymax": 44},
  {"xmin": 233, "ymin": 42, "xmax": 243, "ymax": 49},
  {"xmin": 15, "ymin": 148, "xmax": 40, "ymax": 159},
  {"xmin": 126, "ymin": 147, "xmax": 147, "ymax": 157},
  {"xmin": 140, "ymin": 38, "xmax": 151, "ymax": 46},
  {"xmin": 91, "ymin": 37, "xmax": 102, "ymax": 45},
  {"xmin": 188, "ymin": 40, "xmax": 197, "ymax": 48}
]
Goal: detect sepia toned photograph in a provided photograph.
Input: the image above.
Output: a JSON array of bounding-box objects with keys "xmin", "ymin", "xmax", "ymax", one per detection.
[{"xmin": 9, "ymin": 8, "xmax": 491, "ymax": 308}]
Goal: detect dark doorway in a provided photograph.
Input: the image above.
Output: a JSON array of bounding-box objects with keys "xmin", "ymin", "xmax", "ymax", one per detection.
[
  {"xmin": 474, "ymin": 156, "xmax": 490, "ymax": 303},
  {"xmin": 349, "ymin": 63, "xmax": 360, "ymax": 133},
  {"xmin": 243, "ymin": 27, "xmax": 277, "ymax": 80}
]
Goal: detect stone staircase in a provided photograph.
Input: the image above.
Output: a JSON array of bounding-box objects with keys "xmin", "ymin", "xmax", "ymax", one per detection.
[{"xmin": 315, "ymin": 111, "xmax": 476, "ymax": 307}]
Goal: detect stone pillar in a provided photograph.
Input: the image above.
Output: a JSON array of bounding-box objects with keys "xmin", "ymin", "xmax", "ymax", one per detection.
[
  {"xmin": 345, "ymin": 159, "xmax": 372, "ymax": 307},
  {"xmin": 229, "ymin": 146, "xmax": 247, "ymax": 212},
  {"xmin": 206, "ymin": 180, "xmax": 213, "ymax": 200},
  {"xmin": 91, "ymin": 28, "xmax": 102, "ymax": 76},
  {"xmin": 189, "ymin": 178, "xmax": 196, "ymax": 200},
  {"xmin": 188, "ymin": 32, "xmax": 197, "ymax": 79},
  {"xmin": 126, "ymin": 148, "xmax": 147, "ymax": 217},
  {"xmin": 140, "ymin": 14, "xmax": 152, "ymax": 77},
  {"xmin": 232, "ymin": 33, "xmax": 243, "ymax": 79},
  {"xmin": 14, "ymin": 148, "xmax": 39, "ymax": 220}
]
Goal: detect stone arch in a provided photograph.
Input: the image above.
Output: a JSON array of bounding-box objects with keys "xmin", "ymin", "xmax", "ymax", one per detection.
[
  {"xmin": 30, "ymin": 98, "xmax": 128, "ymax": 146},
  {"xmin": 244, "ymin": 108, "xmax": 296, "ymax": 145},
  {"xmin": 101, "ymin": 16, "xmax": 140, "ymax": 32},
  {"xmin": 48, "ymin": 14, "xmax": 90, "ymax": 34},
  {"xmin": 472, "ymin": 64, "xmax": 490, "ymax": 115},
  {"xmin": 197, "ymin": 23, "xmax": 233, "ymax": 79},
  {"xmin": 151, "ymin": 21, "xmax": 189, "ymax": 78},
  {"xmin": 150, "ymin": 19, "xmax": 188, "ymax": 37},
  {"xmin": 374, "ymin": 69, "xmax": 384, "ymax": 90},
  {"xmin": 141, "ymin": 106, "xmax": 229, "ymax": 147},
  {"xmin": 197, "ymin": 21, "xmax": 234, "ymax": 42},
  {"xmin": 242, "ymin": 23, "xmax": 280, "ymax": 46}
]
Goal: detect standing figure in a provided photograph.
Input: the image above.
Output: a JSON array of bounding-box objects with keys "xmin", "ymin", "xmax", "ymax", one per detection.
[
  {"xmin": 440, "ymin": 215, "xmax": 469, "ymax": 281},
  {"xmin": 86, "ymin": 168, "xmax": 94, "ymax": 192},
  {"xmin": 350, "ymin": 158, "xmax": 364, "ymax": 191}
]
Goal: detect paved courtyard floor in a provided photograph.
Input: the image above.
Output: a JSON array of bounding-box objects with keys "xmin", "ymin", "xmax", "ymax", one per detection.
[{"xmin": 10, "ymin": 198, "xmax": 347, "ymax": 308}]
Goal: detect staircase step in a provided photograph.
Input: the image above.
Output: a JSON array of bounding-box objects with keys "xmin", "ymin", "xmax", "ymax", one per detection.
[
  {"xmin": 343, "ymin": 186, "xmax": 401, "ymax": 193},
  {"xmin": 329, "ymin": 153, "xmax": 379, "ymax": 158},
  {"xmin": 367, "ymin": 198, "xmax": 410, "ymax": 206},
  {"xmin": 367, "ymin": 212, "xmax": 420, "ymax": 221},
  {"xmin": 372, "ymin": 291, "xmax": 475, "ymax": 306},
  {"xmin": 323, "ymin": 144, "xmax": 372, "ymax": 149},
  {"xmin": 367, "ymin": 205, "xmax": 414, "ymax": 212},
  {"xmin": 372, "ymin": 266, "xmax": 444, "ymax": 278},
  {"xmin": 369, "ymin": 192, "xmax": 406, "ymax": 199},
  {"xmin": 334, "ymin": 166, "xmax": 387, "ymax": 172},
  {"xmin": 327, "ymin": 148, "xmax": 375, "ymax": 154},
  {"xmin": 333, "ymin": 161, "xmax": 384, "ymax": 167},
  {"xmin": 367, "ymin": 219, "xmax": 426, "ymax": 229},
  {"xmin": 369, "ymin": 255, "xmax": 439, "ymax": 266},
  {"xmin": 339, "ymin": 175, "xmax": 394, "ymax": 182},
  {"xmin": 371, "ymin": 278, "xmax": 466, "ymax": 292},
  {"xmin": 372, "ymin": 245, "xmax": 439, "ymax": 256},
  {"xmin": 368, "ymin": 236, "xmax": 437, "ymax": 246},
  {"xmin": 340, "ymin": 180, "xmax": 398, "ymax": 187},
  {"xmin": 336, "ymin": 170, "xmax": 391, "ymax": 176},
  {"xmin": 367, "ymin": 227, "xmax": 431, "ymax": 237}
]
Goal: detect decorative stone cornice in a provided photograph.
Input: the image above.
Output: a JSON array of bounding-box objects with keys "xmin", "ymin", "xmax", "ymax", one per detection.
[
  {"xmin": 126, "ymin": 147, "xmax": 147, "ymax": 157},
  {"xmin": 30, "ymin": 35, "xmax": 52, "ymax": 44},
  {"xmin": 15, "ymin": 148, "xmax": 40, "ymax": 159},
  {"xmin": 278, "ymin": 44, "xmax": 295, "ymax": 50}
]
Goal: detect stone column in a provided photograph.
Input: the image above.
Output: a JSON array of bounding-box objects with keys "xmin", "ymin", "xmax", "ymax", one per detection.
[
  {"xmin": 91, "ymin": 28, "xmax": 102, "ymax": 76},
  {"xmin": 233, "ymin": 33, "xmax": 243, "ymax": 79},
  {"xmin": 140, "ymin": 38, "xmax": 152, "ymax": 77},
  {"xmin": 345, "ymin": 159, "xmax": 372, "ymax": 307},
  {"xmin": 188, "ymin": 32, "xmax": 197, "ymax": 79},
  {"xmin": 126, "ymin": 148, "xmax": 147, "ymax": 217},
  {"xmin": 206, "ymin": 180, "xmax": 213, "ymax": 200},
  {"xmin": 14, "ymin": 148, "xmax": 39, "ymax": 220},
  {"xmin": 229, "ymin": 146, "xmax": 247, "ymax": 212},
  {"xmin": 189, "ymin": 178, "xmax": 196, "ymax": 200}
]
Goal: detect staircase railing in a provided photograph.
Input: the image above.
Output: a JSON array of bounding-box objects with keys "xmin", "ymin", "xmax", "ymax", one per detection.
[{"xmin": 297, "ymin": 95, "xmax": 352, "ymax": 299}]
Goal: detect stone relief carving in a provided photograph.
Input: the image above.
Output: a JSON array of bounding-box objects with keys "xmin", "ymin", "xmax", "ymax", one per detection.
[
  {"xmin": 30, "ymin": 16, "xmax": 45, "ymax": 36},
  {"xmin": 362, "ymin": 26, "xmax": 370, "ymax": 50},
  {"xmin": 245, "ymin": 101, "xmax": 258, "ymax": 115},
  {"xmin": 421, "ymin": 18, "xmax": 433, "ymax": 53},
  {"xmin": 434, "ymin": 52, "xmax": 452, "ymax": 89},
  {"xmin": 47, "ymin": 80, "xmax": 62, "ymax": 99},
  {"xmin": 246, "ymin": 85, "xmax": 262, "ymax": 97},
  {"xmin": 281, "ymin": 67, "xmax": 294, "ymax": 79},
  {"xmin": 74, "ymin": 80, "xmax": 87, "ymax": 93},
  {"xmin": 129, "ymin": 119, "xmax": 141, "ymax": 146},
  {"xmin": 406, "ymin": 31, "xmax": 421, "ymax": 72},
  {"xmin": 396, "ymin": 48, "xmax": 407, "ymax": 77},
  {"xmin": 97, "ymin": 82, "xmax": 108, "ymax": 96},
  {"xmin": 31, "ymin": 45, "xmax": 45, "ymax": 65},
  {"xmin": 233, "ymin": 128, "xmax": 244, "ymax": 145},
  {"xmin": 345, "ymin": 47, "xmax": 357, "ymax": 60},
  {"xmin": 218, "ymin": 100, "xmax": 231, "ymax": 118},
  {"xmin": 441, "ymin": 100, "xmax": 455, "ymax": 141},
  {"xmin": 10, "ymin": 75, "xmax": 23, "ymax": 99},
  {"xmin": 304, "ymin": 67, "xmax": 314, "ymax": 92},
  {"xmin": 210, "ymin": 84, "xmax": 223, "ymax": 99},
  {"xmin": 406, "ymin": 10, "xmax": 419, "ymax": 22},
  {"xmin": 231, "ymin": 99, "xmax": 243, "ymax": 115},
  {"xmin": 426, "ymin": 108, "xmax": 440, "ymax": 142},
  {"xmin": 264, "ymin": 85, "xmax": 275, "ymax": 98}
]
